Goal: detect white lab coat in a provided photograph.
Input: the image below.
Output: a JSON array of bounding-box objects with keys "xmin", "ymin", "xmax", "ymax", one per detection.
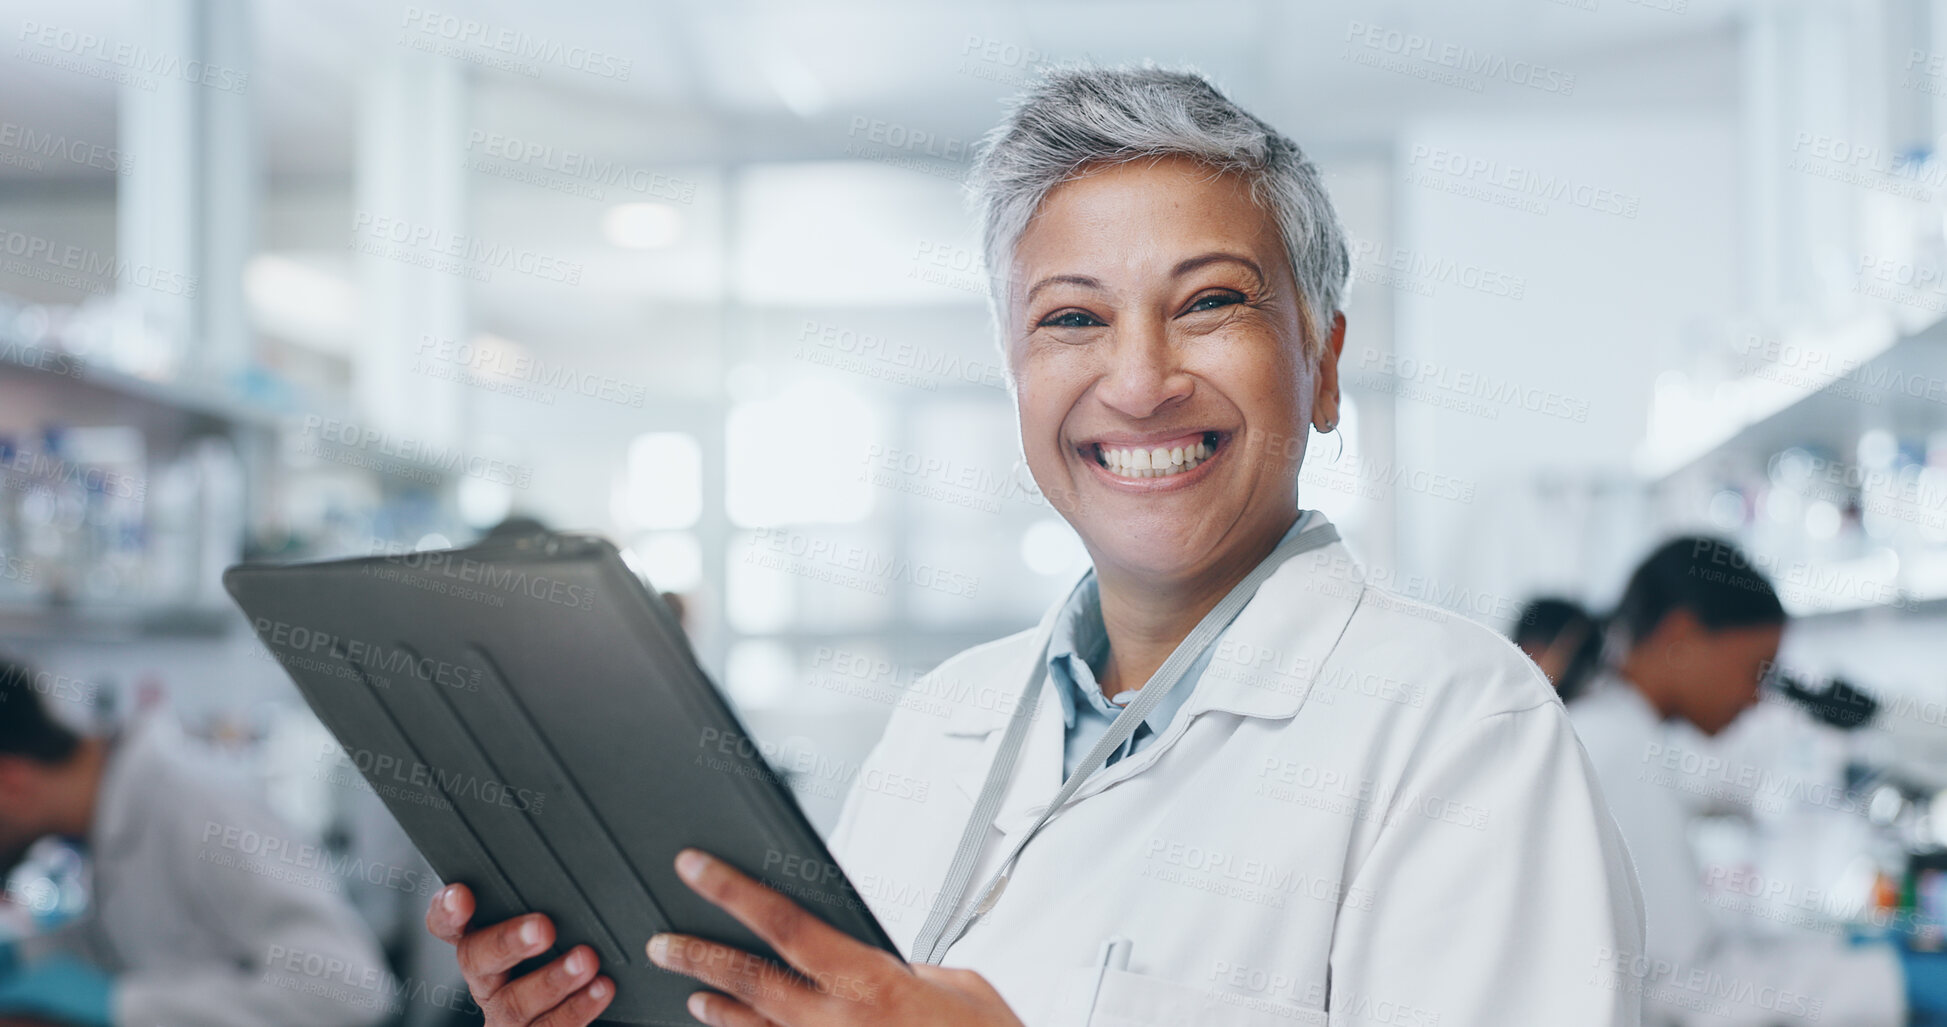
[
  {"xmin": 1568, "ymin": 678, "xmax": 1906, "ymax": 1027},
  {"xmin": 830, "ymin": 517, "xmax": 1646, "ymax": 1026},
  {"xmin": 23, "ymin": 716, "xmax": 393, "ymax": 1027}
]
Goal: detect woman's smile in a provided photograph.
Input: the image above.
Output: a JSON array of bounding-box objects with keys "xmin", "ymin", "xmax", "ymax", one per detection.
[{"xmin": 1075, "ymin": 429, "xmax": 1229, "ymax": 489}]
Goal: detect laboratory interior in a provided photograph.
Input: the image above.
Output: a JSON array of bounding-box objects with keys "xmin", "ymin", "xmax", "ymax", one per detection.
[{"xmin": 0, "ymin": 0, "xmax": 1946, "ymax": 1025}]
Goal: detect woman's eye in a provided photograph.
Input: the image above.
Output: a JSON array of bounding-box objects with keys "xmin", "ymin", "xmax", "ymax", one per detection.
[
  {"xmin": 1039, "ymin": 310, "xmax": 1105, "ymax": 328},
  {"xmin": 1186, "ymin": 292, "xmax": 1242, "ymax": 313}
]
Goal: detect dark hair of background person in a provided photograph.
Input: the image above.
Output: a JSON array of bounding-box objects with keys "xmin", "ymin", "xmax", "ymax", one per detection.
[
  {"xmin": 481, "ymin": 515, "xmax": 551, "ymax": 543},
  {"xmin": 1611, "ymin": 536, "xmax": 1786, "ymax": 647},
  {"xmin": 0, "ymin": 653, "xmax": 82, "ymax": 764},
  {"xmin": 1511, "ymin": 598, "xmax": 1605, "ymax": 703}
]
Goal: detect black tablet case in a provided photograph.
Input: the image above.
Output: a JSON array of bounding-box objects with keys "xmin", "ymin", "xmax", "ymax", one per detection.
[{"xmin": 224, "ymin": 533, "xmax": 898, "ymax": 1025}]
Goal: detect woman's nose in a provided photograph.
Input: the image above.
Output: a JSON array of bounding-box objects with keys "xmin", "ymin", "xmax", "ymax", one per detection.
[{"xmin": 1094, "ymin": 321, "xmax": 1191, "ymax": 420}]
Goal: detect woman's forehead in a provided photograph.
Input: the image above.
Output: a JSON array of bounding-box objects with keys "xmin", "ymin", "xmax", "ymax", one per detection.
[{"xmin": 1014, "ymin": 156, "xmax": 1286, "ymax": 281}]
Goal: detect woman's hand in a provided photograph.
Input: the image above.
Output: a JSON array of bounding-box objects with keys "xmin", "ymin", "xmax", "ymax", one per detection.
[
  {"xmin": 649, "ymin": 849, "xmax": 1023, "ymax": 1027},
  {"xmin": 425, "ymin": 884, "xmax": 614, "ymax": 1026}
]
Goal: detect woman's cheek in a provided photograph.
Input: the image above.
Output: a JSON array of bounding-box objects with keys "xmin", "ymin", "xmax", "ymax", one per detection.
[{"xmin": 1011, "ymin": 370, "xmax": 1069, "ymax": 468}]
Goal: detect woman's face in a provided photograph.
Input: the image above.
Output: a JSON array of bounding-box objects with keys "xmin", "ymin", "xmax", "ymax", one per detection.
[
  {"xmin": 1644, "ymin": 613, "xmax": 1782, "ymax": 736},
  {"xmin": 1006, "ymin": 154, "xmax": 1343, "ymax": 585}
]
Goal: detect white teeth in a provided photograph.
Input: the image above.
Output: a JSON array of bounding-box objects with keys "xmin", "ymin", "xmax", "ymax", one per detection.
[{"xmin": 1096, "ymin": 438, "xmax": 1217, "ymax": 480}]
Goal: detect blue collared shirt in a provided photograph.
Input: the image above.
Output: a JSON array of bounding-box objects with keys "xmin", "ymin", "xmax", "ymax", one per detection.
[{"xmin": 1048, "ymin": 511, "xmax": 1312, "ymax": 782}]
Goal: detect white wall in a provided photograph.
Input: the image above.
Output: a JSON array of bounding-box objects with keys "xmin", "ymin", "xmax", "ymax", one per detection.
[{"xmin": 1388, "ymin": 113, "xmax": 1742, "ymax": 623}]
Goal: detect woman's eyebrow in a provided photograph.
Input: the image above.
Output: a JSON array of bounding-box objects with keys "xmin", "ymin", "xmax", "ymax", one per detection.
[
  {"xmin": 1173, "ymin": 252, "xmax": 1265, "ymax": 285},
  {"xmin": 1025, "ymin": 273, "xmax": 1103, "ymax": 303},
  {"xmin": 1024, "ymin": 254, "xmax": 1262, "ymax": 304}
]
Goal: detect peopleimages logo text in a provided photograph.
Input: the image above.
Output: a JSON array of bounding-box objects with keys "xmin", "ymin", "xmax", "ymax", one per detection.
[
  {"xmin": 0, "ymin": 226, "xmax": 196, "ymax": 296},
  {"xmin": 250, "ymin": 617, "xmax": 482, "ymax": 692},
  {"xmin": 299, "ymin": 416, "xmax": 534, "ymax": 489},
  {"xmin": 397, "ymin": 7, "xmax": 632, "ymax": 80},
  {"xmin": 1344, "ymin": 21, "xmax": 1576, "ymax": 95}
]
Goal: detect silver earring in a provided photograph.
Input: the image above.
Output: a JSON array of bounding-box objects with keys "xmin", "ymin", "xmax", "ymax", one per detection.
[{"xmin": 1315, "ymin": 419, "xmax": 1342, "ymax": 461}]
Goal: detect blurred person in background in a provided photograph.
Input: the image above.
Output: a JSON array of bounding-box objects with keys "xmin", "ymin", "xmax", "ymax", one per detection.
[
  {"xmin": 0, "ymin": 655, "xmax": 394, "ymax": 1027},
  {"xmin": 1571, "ymin": 538, "xmax": 1947, "ymax": 1026},
  {"xmin": 477, "ymin": 516, "xmax": 550, "ymax": 546},
  {"xmin": 428, "ymin": 65, "xmax": 1643, "ymax": 1027},
  {"xmin": 1511, "ymin": 596, "xmax": 1604, "ymax": 702}
]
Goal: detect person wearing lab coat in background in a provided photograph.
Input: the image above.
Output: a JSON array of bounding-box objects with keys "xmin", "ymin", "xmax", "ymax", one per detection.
[
  {"xmin": 0, "ymin": 655, "xmax": 394, "ymax": 1027},
  {"xmin": 1568, "ymin": 537, "xmax": 1947, "ymax": 1026},
  {"xmin": 429, "ymin": 65, "xmax": 1646, "ymax": 1027}
]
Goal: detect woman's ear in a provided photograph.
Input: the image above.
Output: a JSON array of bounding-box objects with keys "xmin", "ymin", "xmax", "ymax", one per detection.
[{"xmin": 1311, "ymin": 313, "xmax": 1348, "ymax": 432}]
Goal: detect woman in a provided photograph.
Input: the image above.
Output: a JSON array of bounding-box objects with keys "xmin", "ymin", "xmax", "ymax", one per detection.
[
  {"xmin": 1570, "ymin": 537, "xmax": 1945, "ymax": 1026},
  {"xmin": 427, "ymin": 66, "xmax": 1645, "ymax": 1026}
]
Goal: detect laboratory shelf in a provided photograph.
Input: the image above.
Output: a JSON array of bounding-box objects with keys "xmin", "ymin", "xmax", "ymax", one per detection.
[
  {"xmin": 0, "ymin": 601, "xmax": 237, "ymax": 641},
  {"xmin": 1636, "ymin": 315, "xmax": 1947, "ymax": 624},
  {"xmin": 1646, "ymin": 315, "xmax": 1947, "ymax": 484},
  {"xmin": 0, "ymin": 337, "xmax": 456, "ymax": 484},
  {"xmin": 1796, "ymin": 593, "xmax": 1947, "ymax": 624},
  {"xmin": 0, "ymin": 340, "xmax": 290, "ymax": 431}
]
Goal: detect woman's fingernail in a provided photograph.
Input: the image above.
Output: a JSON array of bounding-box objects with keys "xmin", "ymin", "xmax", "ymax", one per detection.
[
  {"xmin": 675, "ymin": 849, "xmax": 709, "ymax": 882},
  {"xmin": 688, "ymin": 993, "xmax": 710, "ymax": 1021},
  {"xmin": 647, "ymin": 934, "xmax": 671, "ymax": 965},
  {"xmin": 520, "ymin": 919, "xmax": 545, "ymax": 947}
]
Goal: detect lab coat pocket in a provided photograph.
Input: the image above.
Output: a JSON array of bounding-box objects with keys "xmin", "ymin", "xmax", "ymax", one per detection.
[{"xmin": 1044, "ymin": 965, "xmax": 1322, "ymax": 1027}]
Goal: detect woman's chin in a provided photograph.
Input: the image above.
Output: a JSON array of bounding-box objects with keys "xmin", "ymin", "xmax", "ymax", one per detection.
[
  {"xmin": 1070, "ymin": 495, "xmax": 1298, "ymax": 586},
  {"xmin": 1077, "ymin": 524, "xmax": 1225, "ymax": 583}
]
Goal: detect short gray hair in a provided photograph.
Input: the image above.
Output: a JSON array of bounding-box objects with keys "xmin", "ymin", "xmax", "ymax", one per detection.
[{"xmin": 969, "ymin": 65, "xmax": 1350, "ymax": 358}]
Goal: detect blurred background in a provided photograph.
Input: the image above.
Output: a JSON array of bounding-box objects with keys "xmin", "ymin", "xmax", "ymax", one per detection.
[{"xmin": 2, "ymin": 0, "xmax": 1947, "ymax": 1021}]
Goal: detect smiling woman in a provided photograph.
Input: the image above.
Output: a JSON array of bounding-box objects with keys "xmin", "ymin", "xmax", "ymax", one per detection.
[
  {"xmin": 428, "ymin": 65, "xmax": 1647, "ymax": 1027},
  {"xmin": 1005, "ymin": 154, "xmax": 1331, "ymax": 641}
]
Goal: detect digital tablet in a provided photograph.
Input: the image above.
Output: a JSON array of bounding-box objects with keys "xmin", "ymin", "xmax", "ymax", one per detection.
[{"xmin": 224, "ymin": 532, "xmax": 899, "ymax": 1025}]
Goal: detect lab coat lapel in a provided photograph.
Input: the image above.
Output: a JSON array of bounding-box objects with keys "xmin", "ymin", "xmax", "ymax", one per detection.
[
  {"xmin": 973, "ymin": 678, "xmax": 1067, "ymax": 838},
  {"xmin": 945, "ymin": 582, "xmax": 1068, "ymax": 808}
]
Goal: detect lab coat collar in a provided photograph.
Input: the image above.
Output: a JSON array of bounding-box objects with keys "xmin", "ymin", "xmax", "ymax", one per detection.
[
  {"xmin": 943, "ymin": 514, "xmax": 1364, "ymax": 829},
  {"xmin": 1582, "ymin": 672, "xmax": 1668, "ymax": 728},
  {"xmin": 936, "ymin": 578, "xmax": 1073, "ymax": 739},
  {"xmin": 937, "ymin": 514, "xmax": 1356, "ymax": 735},
  {"xmin": 1173, "ymin": 535, "xmax": 1363, "ymax": 722},
  {"xmin": 1581, "ymin": 671, "xmax": 1737, "ymax": 817}
]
